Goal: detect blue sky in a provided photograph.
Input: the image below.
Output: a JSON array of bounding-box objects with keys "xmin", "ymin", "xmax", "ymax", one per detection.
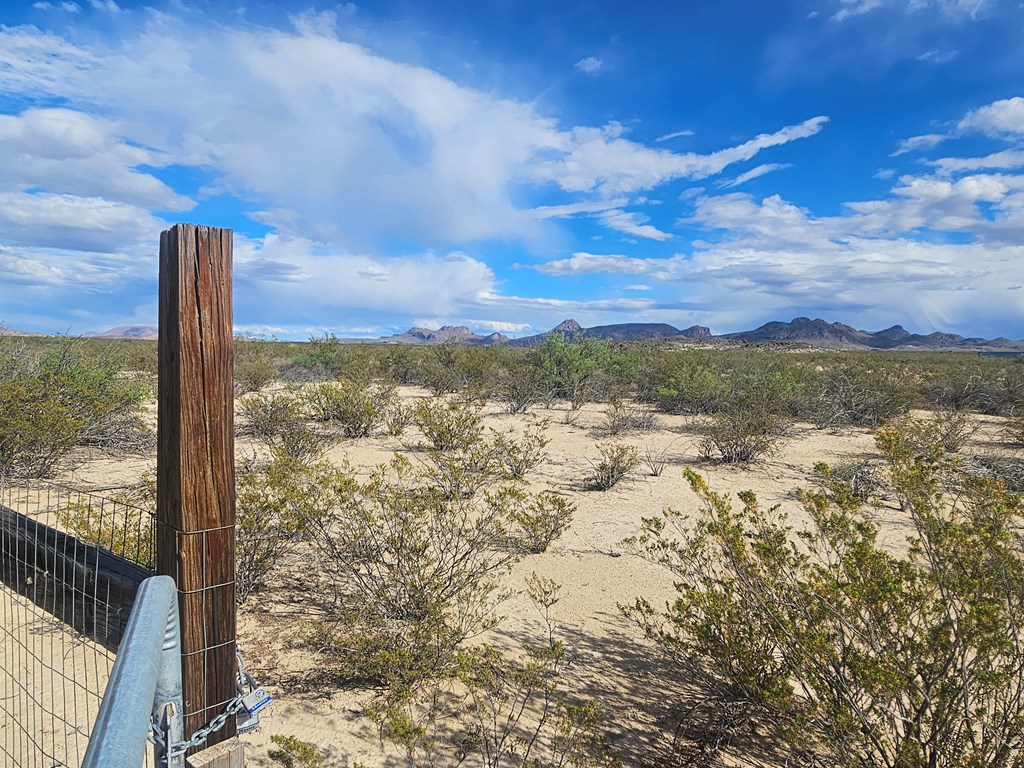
[{"xmin": 1, "ymin": 0, "xmax": 1023, "ymax": 340}]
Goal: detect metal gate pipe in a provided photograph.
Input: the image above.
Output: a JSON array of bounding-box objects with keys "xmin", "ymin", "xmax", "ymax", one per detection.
[{"xmin": 82, "ymin": 575, "xmax": 184, "ymax": 768}]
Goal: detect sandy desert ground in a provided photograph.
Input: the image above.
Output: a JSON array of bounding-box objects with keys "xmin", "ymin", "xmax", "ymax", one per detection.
[{"xmin": 16, "ymin": 386, "xmax": 1018, "ymax": 768}]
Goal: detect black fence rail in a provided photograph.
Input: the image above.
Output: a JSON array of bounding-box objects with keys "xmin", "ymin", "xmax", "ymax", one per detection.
[{"xmin": 0, "ymin": 480, "xmax": 155, "ymax": 768}]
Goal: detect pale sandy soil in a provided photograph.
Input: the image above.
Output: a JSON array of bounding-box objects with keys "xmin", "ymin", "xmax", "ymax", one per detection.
[{"xmin": 20, "ymin": 389, "xmax": 1017, "ymax": 767}]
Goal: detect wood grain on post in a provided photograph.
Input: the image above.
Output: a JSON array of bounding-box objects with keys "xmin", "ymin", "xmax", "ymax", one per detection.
[{"xmin": 156, "ymin": 224, "xmax": 238, "ymax": 751}]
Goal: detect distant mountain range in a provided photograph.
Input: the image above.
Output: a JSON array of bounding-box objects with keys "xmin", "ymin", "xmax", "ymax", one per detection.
[
  {"xmin": 505, "ymin": 319, "xmax": 712, "ymax": 347},
  {"xmin": 12, "ymin": 317, "xmax": 1024, "ymax": 351},
  {"xmin": 84, "ymin": 325, "xmax": 159, "ymax": 340},
  {"xmin": 0, "ymin": 325, "xmax": 45, "ymax": 337},
  {"xmin": 725, "ymin": 317, "xmax": 1024, "ymax": 351}
]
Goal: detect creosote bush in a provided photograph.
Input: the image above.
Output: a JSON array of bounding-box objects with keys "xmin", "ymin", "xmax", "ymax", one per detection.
[
  {"xmin": 370, "ymin": 574, "xmax": 619, "ymax": 768},
  {"xmin": 602, "ymin": 399, "xmax": 658, "ymax": 435},
  {"xmin": 626, "ymin": 416, "xmax": 1024, "ymax": 767},
  {"xmin": 303, "ymin": 444, "xmax": 572, "ymax": 685},
  {"xmin": 413, "ymin": 396, "xmax": 485, "ymax": 451},
  {"xmin": 585, "ymin": 442, "xmax": 640, "ymax": 490},
  {"xmin": 0, "ymin": 337, "xmax": 150, "ymax": 478},
  {"xmin": 57, "ymin": 482, "xmax": 156, "ymax": 568},
  {"xmin": 303, "ymin": 378, "xmax": 397, "ymax": 437},
  {"xmin": 696, "ymin": 408, "xmax": 787, "ymax": 464},
  {"xmin": 238, "ymin": 390, "xmax": 334, "ymax": 463},
  {"xmin": 490, "ymin": 423, "xmax": 550, "ymax": 480},
  {"xmin": 235, "ymin": 451, "xmax": 337, "ymax": 603}
]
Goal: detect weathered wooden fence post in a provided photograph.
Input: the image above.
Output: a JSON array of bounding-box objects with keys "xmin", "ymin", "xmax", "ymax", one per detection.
[{"xmin": 156, "ymin": 224, "xmax": 240, "ymax": 761}]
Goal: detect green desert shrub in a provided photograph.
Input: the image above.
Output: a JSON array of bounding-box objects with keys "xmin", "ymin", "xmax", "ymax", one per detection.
[
  {"xmin": 602, "ymin": 398, "xmax": 659, "ymax": 435},
  {"xmin": 0, "ymin": 337, "xmax": 149, "ymax": 478},
  {"xmin": 303, "ymin": 379, "xmax": 396, "ymax": 437},
  {"xmin": 371, "ymin": 574, "xmax": 618, "ymax": 768},
  {"xmin": 626, "ymin": 417, "xmax": 1024, "ymax": 767},
  {"xmin": 490, "ymin": 424, "xmax": 550, "ymax": 480},
  {"xmin": 267, "ymin": 734, "xmax": 326, "ymax": 768},
  {"xmin": 235, "ymin": 452, "xmax": 336, "ymax": 603},
  {"xmin": 585, "ymin": 442, "xmax": 640, "ymax": 490},
  {"xmin": 57, "ymin": 483, "xmax": 156, "ymax": 568},
  {"xmin": 497, "ymin": 487, "xmax": 575, "ymax": 554},
  {"xmin": 696, "ymin": 408, "xmax": 788, "ymax": 463},
  {"xmin": 527, "ymin": 332, "xmax": 620, "ymax": 410},
  {"xmin": 808, "ymin": 360, "xmax": 917, "ymax": 428},
  {"xmin": 238, "ymin": 390, "xmax": 334, "ymax": 462},
  {"xmin": 234, "ymin": 335, "xmax": 279, "ymax": 394},
  {"xmin": 649, "ymin": 352, "xmax": 730, "ymax": 415},
  {"xmin": 412, "ymin": 397, "xmax": 484, "ymax": 451}
]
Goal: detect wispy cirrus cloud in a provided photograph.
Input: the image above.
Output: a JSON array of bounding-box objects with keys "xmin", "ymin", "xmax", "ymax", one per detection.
[
  {"xmin": 655, "ymin": 129, "xmax": 695, "ymax": 143},
  {"xmin": 720, "ymin": 163, "xmax": 793, "ymax": 188},
  {"xmin": 532, "ymin": 252, "xmax": 655, "ymax": 276},
  {"xmin": 574, "ymin": 56, "xmax": 604, "ymax": 74},
  {"xmin": 892, "ymin": 133, "xmax": 948, "ymax": 156},
  {"xmin": 598, "ymin": 210, "xmax": 673, "ymax": 241}
]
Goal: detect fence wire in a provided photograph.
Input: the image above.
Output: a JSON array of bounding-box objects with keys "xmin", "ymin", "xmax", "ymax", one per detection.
[{"xmin": 0, "ymin": 480, "xmax": 156, "ymax": 768}]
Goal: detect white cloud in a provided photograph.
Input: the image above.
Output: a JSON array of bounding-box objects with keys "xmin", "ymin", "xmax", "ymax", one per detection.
[
  {"xmin": 931, "ymin": 150, "xmax": 1024, "ymax": 175},
  {"xmin": 832, "ymin": 0, "xmax": 886, "ymax": 22},
  {"xmin": 891, "ymin": 133, "xmax": 947, "ymax": 156},
  {"xmin": 32, "ymin": 2, "xmax": 81, "ymax": 11},
  {"xmin": 574, "ymin": 56, "xmax": 604, "ymax": 75},
  {"xmin": 916, "ymin": 48, "xmax": 959, "ymax": 63},
  {"xmin": 599, "ymin": 210, "xmax": 673, "ymax": 241},
  {"xmin": 0, "ymin": 109, "xmax": 191, "ymax": 211},
  {"xmin": 0, "ymin": 18, "xmax": 831, "ymax": 254},
  {"xmin": 463, "ymin": 319, "xmax": 532, "ymax": 332},
  {"xmin": 655, "ymin": 129, "xmax": 695, "ymax": 142},
  {"xmin": 533, "ymin": 252, "xmax": 653, "ymax": 277},
  {"xmin": 720, "ymin": 163, "xmax": 792, "ymax": 188},
  {"xmin": 528, "ymin": 198, "xmax": 628, "ymax": 219},
  {"xmin": 958, "ymin": 97, "xmax": 1024, "ymax": 137},
  {"xmin": 232, "ymin": 235, "xmax": 497, "ymax": 323},
  {"xmin": 0, "ymin": 191, "xmax": 166, "ymax": 253},
  {"xmin": 832, "ymin": 0, "xmax": 995, "ymax": 21},
  {"xmin": 536, "ymin": 117, "xmax": 828, "ymax": 195}
]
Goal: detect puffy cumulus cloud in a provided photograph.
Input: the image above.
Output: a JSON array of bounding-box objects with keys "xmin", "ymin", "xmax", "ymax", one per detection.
[
  {"xmin": 671, "ymin": 147, "xmax": 1024, "ymax": 335},
  {"xmin": 931, "ymin": 150, "xmax": 1024, "ymax": 174},
  {"xmin": 0, "ymin": 17, "xmax": 827, "ymax": 253},
  {"xmin": 231, "ymin": 234, "xmax": 496, "ymax": 325},
  {"xmin": 958, "ymin": 97, "xmax": 1024, "ymax": 137},
  {"xmin": 842, "ymin": 173, "xmax": 1024, "ymax": 238},
  {"xmin": 0, "ymin": 191, "xmax": 167, "ymax": 253},
  {"xmin": 678, "ymin": 236, "xmax": 1024, "ymax": 336},
  {"xmin": 0, "ymin": 108, "xmax": 192, "ymax": 211}
]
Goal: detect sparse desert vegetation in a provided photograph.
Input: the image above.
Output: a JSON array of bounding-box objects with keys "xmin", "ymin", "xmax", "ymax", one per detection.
[{"xmin": 5, "ymin": 333, "xmax": 1024, "ymax": 766}]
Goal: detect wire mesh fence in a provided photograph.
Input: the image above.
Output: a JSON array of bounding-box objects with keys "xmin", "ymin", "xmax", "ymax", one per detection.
[{"xmin": 1, "ymin": 480, "xmax": 156, "ymax": 768}]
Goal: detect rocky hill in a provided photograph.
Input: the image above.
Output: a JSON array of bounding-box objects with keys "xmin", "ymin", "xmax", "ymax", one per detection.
[
  {"xmin": 725, "ymin": 317, "xmax": 1024, "ymax": 351},
  {"xmin": 506, "ymin": 320, "xmax": 711, "ymax": 347},
  {"xmin": 378, "ymin": 325, "xmax": 509, "ymax": 345},
  {"xmin": 84, "ymin": 326, "xmax": 159, "ymax": 339}
]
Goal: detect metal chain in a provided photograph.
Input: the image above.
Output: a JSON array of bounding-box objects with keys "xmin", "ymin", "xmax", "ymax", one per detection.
[{"xmin": 148, "ymin": 647, "xmax": 257, "ymax": 758}]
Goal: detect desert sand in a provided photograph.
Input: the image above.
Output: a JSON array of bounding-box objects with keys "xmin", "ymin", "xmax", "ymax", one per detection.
[{"xmin": 15, "ymin": 387, "xmax": 1016, "ymax": 767}]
